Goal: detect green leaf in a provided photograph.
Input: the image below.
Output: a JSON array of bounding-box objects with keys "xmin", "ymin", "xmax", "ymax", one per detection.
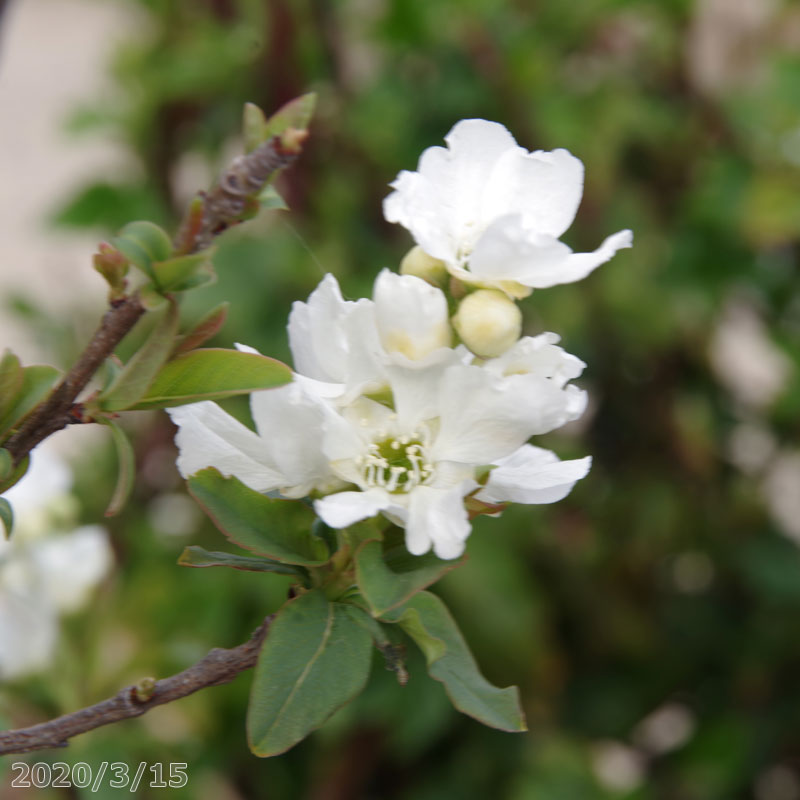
[
  {"xmin": 247, "ymin": 589, "xmax": 373, "ymax": 757},
  {"xmin": 0, "ymin": 365, "xmax": 61, "ymax": 439},
  {"xmin": 0, "ymin": 497, "xmax": 12, "ymax": 539},
  {"xmin": 383, "ymin": 591, "xmax": 527, "ymax": 732},
  {"xmin": 171, "ymin": 303, "xmax": 229, "ymax": 357},
  {"xmin": 111, "ymin": 220, "xmax": 173, "ymax": 281},
  {"xmin": 243, "ymin": 102, "xmax": 269, "ymax": 153},
  {"xmin": 187, "ymin": 468, "xmax": 328, "ymax": 566},
  {"xmin": 355, "ymin": 530, "xmax": 464, "ymax": 617},
  {"xmin": 98, "ymin": 417, "xmax": 136, "ymax": 517},
  {"xmin": 258, "ymin": 185, "xmax": 289, "ymax": 211},
  {"xmin": 0, "ymin": 456, "xmax": 29, "ymax": 495},
  {"xmin": 129, "ymin": 348, "xmax": 292, "ymax": 410},
  {"xmin": 0, "ymin": 350, "xmax": 24, "ymax": 421},
  {"xmin": 153, "ymin": 251, "xmax": 216, "ymax": 292},
  {"xmin": 263, "ymin": 93, "xmax": 317, "ymax": 139},
  {"xmin": 98, "ymin": 300, "xmax": 180, "ymax": 411},
  {"xmin": 178, "ymin": 545, "xmax": 303, "ymax": 576},
  {"xmin": 0, "ymin": 449, "xmax": 12, "ymax": 483}
]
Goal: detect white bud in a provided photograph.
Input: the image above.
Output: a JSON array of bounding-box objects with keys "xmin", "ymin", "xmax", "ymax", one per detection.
[
  {"xmin": 453, "ymin": 290, "xmax": 522, "ymax": 357},
  {"xmin": 399, "ymin": 246, "xmax": 448, "ymax": 286}
]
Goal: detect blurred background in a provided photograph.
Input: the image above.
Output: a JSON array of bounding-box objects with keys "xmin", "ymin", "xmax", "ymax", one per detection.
[{"xmin": 1, "ymin": 0, "xmax": 800, "ymax": 797}]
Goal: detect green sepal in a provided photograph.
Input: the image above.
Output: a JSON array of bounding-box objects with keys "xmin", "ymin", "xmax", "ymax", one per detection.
[
  {"xmin": 0, "ymin": 497, "xmax": 12, "ymax": 539},
  {"xmin": 354, "ymin": 527, "xmax": 463, "ymax": 617},
  {"xmin": 97, "ymin": 299, "xmax": 180, "ymax": 411},
  {"xmin": 98, "ymin": 417, "xmax": 136, "ymax": 517},
  {"xmin": 258, "ymin": 185, "xmax": 288, "ymax": 211},
  {"xmin": 178, "ymin": 545, "xmax": 304, "ymax": 577},
  {"xmin": 263, "ymin": 93, "xmax": 316, "ymax": 139},
  {"xmin": 111, "ymin": 221, "xmax": 173, "ymax": 282},
  {"xmin": 171, "ymin": 302, "xmax": 229, "ymax": 357},
  {"xmin": 153, "ymin": 250, "xmax": 216, "ymax": 293},
  {"xmin": 247, "ymin": 589, "xmax": 372, "ymax": 757},
  {"xmin": 0, "ymin": 350, "xmax": 24, "ymax": 422},
  {"xmin": 0, "ymin": 449, "xmax": 12, "ymax": 483},
  {"xmin": 243, "ymin": 103, "xmax": 269, "ymax": 154},
  {"xmin": 0, "ymin": 365, "xmax": 61, "ymax": 440},
  {"xmin": 187, "ymin": 468, "xmax": 328, "ymax": 566},
  {"xmin": 128, "ymin": 348, "xmax": 292, "ymax": 410},
  {"xmin": 0, "ymin": 456, "xmax": 29, "ymax": 495},
  {"xmin": 382, "ymin": 591, "xmax": 527, "ymax": 732}
]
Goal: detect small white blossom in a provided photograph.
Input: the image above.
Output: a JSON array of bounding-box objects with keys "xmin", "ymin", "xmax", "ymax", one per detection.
[
  {"xmin": 383, "ymin": 119, "xmax": 632, "ymax": 293},
  {"xmin": 0, "ymin": 442, "xmax": 113, "ymax": 680}
]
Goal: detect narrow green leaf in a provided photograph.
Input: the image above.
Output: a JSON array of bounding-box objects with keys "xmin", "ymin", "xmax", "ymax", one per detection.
[
  {"xmin": 98, "ymin": 300, "xmax": 180, "ymax": 411},
  {"xmin": 187, "ymin": 468, "xmax": 328, "ymax": 566},
  {"xmin": 171, "ymin": 303, "xmax": 229, "ymax": 357},
  {"xmin": 243, "ymin": 102, "xmax": 269, "ymax": 153},
  {"xmin": 178, "ymin": 545, "xmax": 302, "ymax": 576},
  {"xmin": 0, "ymin": 365, "xmax": 61, "ymax": 439},
  {"xmin": 263, "ymin": 93, "xmax": 317, "ymax": 139},
  {"xmin": 99, "ymin": 417, "xmax": 136, "ymax": 517},
  {"xmin": 247, "ymin": 589, "xmax": 373, "ymax": 757},
  {"xmin": 0, "ymin": 350, "xmax": 24, "ymax": 421},
  {"xmin": 355, "ymin": 530, "xmax": 463, "ymax": 617},
  {"xmin": 129, "ymin": 348, "xmax": 292, "ymax": 410},
  {"xmin": 153, "ymin": 251, "xmax": 216, "ymax": 292},
  {"xmin": 383, "ymin": 591, "xmax": 527, "ymax": 732},
  {"xmin": 0, "ymin": 456, "xmax": 29, "ymax": 495},
  {"xmin": 111, "ymin": 221, "xmax": 173, "ymax": 281},
  {"xmin": 0, "ymin": 497, "xmax": 13, "ymax": 538}
]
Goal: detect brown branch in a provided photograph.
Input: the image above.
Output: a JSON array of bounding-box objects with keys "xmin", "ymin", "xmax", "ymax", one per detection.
[
  {"xmin": 4, "ymin": 295, "xmax": 146, "ymax": 463},
  {"xmin": 5, "ymin": 130, "xmax": 306, "ymax": 468},
  {"xmin": 0, "ymin": 615, "xmax": 273, "ymax": 755}
]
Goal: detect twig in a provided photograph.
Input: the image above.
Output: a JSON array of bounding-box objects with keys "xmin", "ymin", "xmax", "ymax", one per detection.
[
  {"xmin": 4, "ymin": 295, "xmax": 146, "ymax": 463},
  {"xmin": 5, "ymin": 132, "xmax": 305, "ymax": 467},
  {"xmin": 0, "ymin": 615, "xmax": 273, "ymax": 755}
]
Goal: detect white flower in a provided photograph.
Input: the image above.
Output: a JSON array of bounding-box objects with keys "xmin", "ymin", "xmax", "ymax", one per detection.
[
  {"xmin": 383, "ymin": 119, "xmax": 632, "ymax": 293},
  {"xmin": 0, "ymin": 442, "xmax": 113, "ymax": 680},
  {"xmin": 287, "ymin": 271, "xmax": 463, "ymax": 402},
  {"xmin": 169, "ymin": 289, "xmax": 591, "ymax": 559}
]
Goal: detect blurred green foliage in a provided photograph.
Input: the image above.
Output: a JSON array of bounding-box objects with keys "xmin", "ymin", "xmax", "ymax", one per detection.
[{"xmin": 4, "ymin": 0, "xmax": 800, "ymax": 797}]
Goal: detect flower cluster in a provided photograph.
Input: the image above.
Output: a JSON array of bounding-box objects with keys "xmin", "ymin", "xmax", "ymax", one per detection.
[{"xmin": 170, "ymin": 120, "xmax": 631, "ymax": 559}]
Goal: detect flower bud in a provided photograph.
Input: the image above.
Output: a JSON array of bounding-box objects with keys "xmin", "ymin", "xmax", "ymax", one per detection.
[
  {"xmin": 453, "ymin": 290, "xmax": 522, "ymax": 357},
  {"xmin": 399, "ymin": 246, "xmax": 448, "ymax": 287}
]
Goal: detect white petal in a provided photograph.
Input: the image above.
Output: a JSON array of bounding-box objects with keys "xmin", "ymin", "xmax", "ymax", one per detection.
[
  {"xmin": 314, "ymin": 488, "xmax": 391, "ymax": 528},
  {"xmin": 287, "ymin": 274, "xmax": 354, "ymax": 383},
  {"xmin": 470, "ymin": 221, "xmax": 632, "ymax": 289},
  {"xmin": 249, "ymin": 381, "xmax": 337, "ymax": 494},
  {"xmin": 483, "ymin": 147, "xmax": 584, "ymax": 238},
  {"xmin": 484, "ymin": 333, "xmax": 586, "ymax": 386},
  {"xmin": 551, "ymin": 229, "xmax": 634, "ymax": 286},
  {"xmin": 32, "ymin": 525, "xmax": 113, "ymax": 613},
  {"xmin": 406, "ymin": 484, "xmax": 473, "ymax": 559},
  {"xmin": 432, "ymin": 365, "xmax": 584, "ymax": 464},
  {"xmin": 0, "ymin": 583, "xmax": 57, "ymax": 678},
  {"xmin": 168, "ymin": 402, "xmax": 283, "ymax": 493},
  {"xmin": 383, "ymin": 120, "xmax": 521, "ymax": 264},
  {"xmin": 373, "ymin": 270, "xmax": 451, "ymax": 361},
  {"xmin": 477, "ymin": 445, "xmax": 592, "ymax": 504}
]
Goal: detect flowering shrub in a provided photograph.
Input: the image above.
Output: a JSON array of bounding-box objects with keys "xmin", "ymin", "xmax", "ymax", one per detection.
[{"xmin": 0, "ymin": 103, "xmax": 630, "ymax": 758}]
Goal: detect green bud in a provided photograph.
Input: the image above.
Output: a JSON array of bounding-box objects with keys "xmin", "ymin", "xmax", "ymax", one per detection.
[
  {"xmin": 453, "ymin": 289, "xmax": 522, "ymax": 357},
  {"xmin": 93, "ymin": 243, "xmax": 129, "ymax": 301}
]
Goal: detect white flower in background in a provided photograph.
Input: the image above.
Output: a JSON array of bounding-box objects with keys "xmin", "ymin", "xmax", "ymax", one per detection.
[
  {"xmin": 383, "ymin": 119, "xmax": 632, "ymax": 294},
  {"xmin": 170, "ymin": 274, "xmax": 591, "ymax": 559},
  {"xmin": 0, "ymin": 441, "xmax": 113, "ymax": 680}
]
